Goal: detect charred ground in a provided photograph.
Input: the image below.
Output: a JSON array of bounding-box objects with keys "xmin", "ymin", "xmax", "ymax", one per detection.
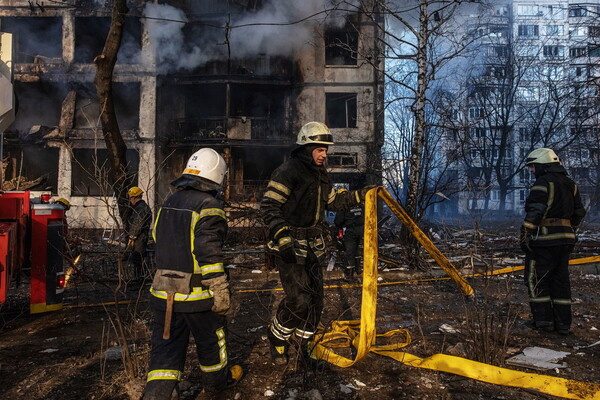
[{"xmin": 1, "ymin": 224, "xmax": 599, "ymax": 400}]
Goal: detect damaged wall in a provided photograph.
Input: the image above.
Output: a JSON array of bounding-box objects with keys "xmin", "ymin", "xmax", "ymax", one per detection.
[
  {"xmin": 2, "ymin": 0, "xmax": 383, "ymax": 228},
  {"xmin": 1, "ymin": 1, "xmax": 155, "ymax": 229}
]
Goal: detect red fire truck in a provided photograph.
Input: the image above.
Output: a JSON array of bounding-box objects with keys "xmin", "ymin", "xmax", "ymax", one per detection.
[
  {"xmin": 0, "ymin": 32, "xmax": 66, "ymax": 312},
  {"xmin": 0, "ymin": 191, "xmax": 67, "ymax": 313}
]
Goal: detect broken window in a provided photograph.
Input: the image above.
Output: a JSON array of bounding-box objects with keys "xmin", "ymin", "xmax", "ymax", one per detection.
[
  {"xmin": 326, "ymin": 93, "xmax": 357, "ymax": 128},
  {"xmin": 2, "ymin": 145, "xmax": 59, "ymax": 193},
  {"xmin": 228, "ymin": 146, "xmax": 285, "ymax": 201},
  {"xmin": 9, "ymin": 81, "xmax": 67, "ymax": 134},
  {"xmin": 168, "ymin": 84, "xmax": 227, "ymax": 140},
  {"xmin": 73, "ymin": 82, "xmax": 140, "ymax": 130},
  {"xmin": 325, "ymin": 27, "xmax": 358, "ymax": 65},
  {"xmin": 230, "ymin": 84, "xmax": 287, "ymax": 139},
  {"xmin": 328, "ymin": 153, "xmax": 358, "ymax": 168},
  {"xmin": 0, "ymin": 17, "xmax": 62, "ymax": 63},
  {"xmin": 71, "ymin": 148, "xmax": 139, "ymax": 196},
  {"xmin": 74, "ymin": 17, "xmax": 141, "ymax": 64}
]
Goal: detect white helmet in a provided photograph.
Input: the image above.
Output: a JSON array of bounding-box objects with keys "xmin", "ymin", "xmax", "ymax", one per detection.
[
  {"xmin": 296, "ymin": 122, "xmax": 334, "ymax": 146},
  {"xmin": 183, "ymin": 148, "xmax": 227, "ymax": 185},
  {"xmin": 526, "ymin": 148, "xmax": 560, "ymax": 165}
]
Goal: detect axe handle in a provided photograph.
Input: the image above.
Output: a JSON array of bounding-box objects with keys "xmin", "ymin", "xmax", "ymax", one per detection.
[{"xmin": 163, "ymin": 292, "xmax": 174, "ymax": 340}]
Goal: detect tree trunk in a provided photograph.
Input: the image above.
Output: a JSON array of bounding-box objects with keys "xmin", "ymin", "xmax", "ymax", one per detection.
[
  {"xmin": 401, "ymin": 1, "xmax": 429, "ymax": 268},
  {"xmin": 94, "ymin": 0, "xmax": 132, "ymax": 226},
  {"xmin": 405, "ymin": 0, "xmax": 428, "ymax": 223}
]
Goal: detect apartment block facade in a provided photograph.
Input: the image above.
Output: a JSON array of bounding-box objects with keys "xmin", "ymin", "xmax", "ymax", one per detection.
[
  {"xmin": 440, "ymin": 0, "xmax": 600, "ymax": 217},
  {"xmin": 1, "ymin": 1, "xmax": 384, "ymax": 228}
]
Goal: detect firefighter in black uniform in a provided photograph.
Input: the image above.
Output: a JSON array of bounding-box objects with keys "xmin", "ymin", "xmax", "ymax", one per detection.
[
  {"xmin": 260, "ymin": 121, "xmax": 373, "ymax": 365},
  {"xmin": 126, "ymin": 186, "xmax": 152, "ymax": 280},
  {"xmin": 334, "ymin": 192, "xmax": 364, "ymax": 280},
  {"xmin": 520, "ymin": 148, "xmax": 586, "ymax": 335},
  {"xmin": 143, "ymin": 148, "xmax": 242, "ymax": 400}
]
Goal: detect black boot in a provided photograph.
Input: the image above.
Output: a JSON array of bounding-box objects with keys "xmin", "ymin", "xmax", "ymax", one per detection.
[
  {"xmin": 354, "ymin": 257, "xmax": 362, "ymax": 275},
  {"xmin": 300, "ymin": 340, "xmax": 328, "ymax": 371},
  {"xmin": 343, "ymin": 266, "xmax": 355, "ymax": 281},
  {"xmin": 267, "ymin": 330, "xmax": 289, "ymax": 365}
]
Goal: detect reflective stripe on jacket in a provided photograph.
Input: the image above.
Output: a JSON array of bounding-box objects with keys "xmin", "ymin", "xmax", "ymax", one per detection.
[
  {"xmin": 523, "ymin": 164, "xmax": 586, "ymax": 247},
  {"xmin": 260, "ymin": 147, "xmax": 362, "ymax": 262},
  {"xmin": 150, "ymin": 188, "xmax": 227, "ymax": 312}
]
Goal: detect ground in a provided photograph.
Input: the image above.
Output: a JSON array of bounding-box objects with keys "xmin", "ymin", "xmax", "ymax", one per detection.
[{"xmin": 1, "ymin": 227, "xmax": 599, "ymax": 400}]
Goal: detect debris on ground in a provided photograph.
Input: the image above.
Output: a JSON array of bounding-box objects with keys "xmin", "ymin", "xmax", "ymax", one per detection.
[{"xmin": 505, "ymin": 347, "xmax": 571, "ymax": 371}]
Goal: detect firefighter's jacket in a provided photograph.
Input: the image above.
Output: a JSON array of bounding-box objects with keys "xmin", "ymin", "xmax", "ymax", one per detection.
[
  {"xmin": 128, "ymin": 200, "xmax": 152, "ymax": 253},
  {"xmin": 523, "ymin": 163, "xmax": 586, "ymax": 247},
  {"xmin": 150, "ymin": 183, "xmax": 227, "ymax": 313},
  {"xmin": 260, "ymin": 146, "xmax": 362, "ymax": 262},
  {"xmin": 334, "ymin": 204, "xmax": 364, "ymax": 235}
]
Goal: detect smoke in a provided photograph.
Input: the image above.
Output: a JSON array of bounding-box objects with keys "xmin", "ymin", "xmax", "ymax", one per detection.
[
  {"xmin": 142, "ymin": 3, "xmax": 211, "ymax": 74},
  {"xmin": 228, "ymin": 1, "xmax": 341, "ymax": 58},
  {"xmin": 142, "ymin": 1, "xmax": 356, "ymax": 74}
]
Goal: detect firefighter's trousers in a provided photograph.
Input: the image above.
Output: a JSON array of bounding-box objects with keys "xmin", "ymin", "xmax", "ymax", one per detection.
[
  {"xmin": 129, "ymin": 234, "xmax": 148, "ymax": 279},
  {"xmin": 144, "ymin": 307, "xmax": 230, "ymax": 399},
  {"xmin": 524, "ymin": 245, "xmax": 573, "ymax": 331},
  {"xmin": 342, "ymin": 227, "xmax": 363, "ymax": 270},
  {"xmin": 269, "ymin": 248, "xmax": 324, "ymax": 345}
]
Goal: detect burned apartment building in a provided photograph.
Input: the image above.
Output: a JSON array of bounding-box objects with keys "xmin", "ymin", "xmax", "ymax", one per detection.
[{"xmin": 0, "ymin": 1, "xmax": 384, "ymax": 228}]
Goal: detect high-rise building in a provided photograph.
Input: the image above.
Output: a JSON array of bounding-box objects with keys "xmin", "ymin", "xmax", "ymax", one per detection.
[{"xmin": 440, "ymin": 0, "xmax": 600, "ymax": 216}]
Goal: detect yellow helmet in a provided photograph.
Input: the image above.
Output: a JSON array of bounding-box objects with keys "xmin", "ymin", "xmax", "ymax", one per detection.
[
  {"xmin": 128, "ymin": 186, "xmax": 143, "ymax": 198},
  {"xmin": 55, "ymin": 198, "xmax": 71, "ymax": 210},
  {"xmin": 337, "ymin": 188, "xmax": 348, "ymax": 194}
]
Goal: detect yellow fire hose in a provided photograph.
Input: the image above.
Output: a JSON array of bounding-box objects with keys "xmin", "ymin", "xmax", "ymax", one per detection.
[{"xmin": 311, "ymin": 187, "xmax": 600, "ymax": 400}]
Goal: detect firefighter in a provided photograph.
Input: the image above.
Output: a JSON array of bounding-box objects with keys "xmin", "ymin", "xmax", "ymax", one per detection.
[
  {"xmin": 54, "ymin": 197, "xmax": 81, "ymax": 269},
  {"xmin": 334, "ymin": 189, "xmax": 364, "ymax": 280},
  {"xmin": 520, "ymin": 148, "xmax": 586, "ymax": 335},
  {"xmin": 55, "ymin": 197, "xmax": 71, "ymax": 211},
  {"xmin": 143, "ymin": 148, "xmax": 242, "ymax": 400},
  {"xmin": 260, "ymin": 121, "xmax": 373, "ymax": 366},
  {"xmin": 126, "ymin": 186, "xmax": 152, "ymax": 280}
]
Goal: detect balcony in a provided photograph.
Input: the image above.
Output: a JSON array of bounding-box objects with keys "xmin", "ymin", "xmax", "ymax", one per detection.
[{"xmin": 166, "ymin": 117, "xmax": 289, "ymax": 143}]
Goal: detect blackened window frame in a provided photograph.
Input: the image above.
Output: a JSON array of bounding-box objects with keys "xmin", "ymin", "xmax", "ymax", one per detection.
[
  {"xmin": 328, "ymin": 152, "xmax": 358, "ymax": 168},
  {"xmin": 71, "ymin": 148, "xmax": 139, "ymax": 197},
  {"xmin": 325, "ymin": 92, "xmax": 358, "ymax": 129},
  {"xmin": 325, "ymin": 27, "xmax": 359, "ymax": 66},
  {"xmin": 3, "ymin": 145, "xmax": 60, "ymax": 194}
]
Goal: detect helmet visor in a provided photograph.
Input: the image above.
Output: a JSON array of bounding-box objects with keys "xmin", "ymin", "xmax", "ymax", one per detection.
[{"xmin": 308, "ymin": 133, "xmax": 334, "ymax": 143}]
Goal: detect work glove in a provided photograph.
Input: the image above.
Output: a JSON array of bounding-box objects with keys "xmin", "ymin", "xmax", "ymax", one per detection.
[
  {"xmin": 202, "ymin": 275, "xmax": 231, "ymax": 315},
  {"xmin": 273, "ymin": 227, "xmax": 296, "ymax": 264},
  {"xmin": 519, "ymin": 226, "xmax": 532, "ymax": 253},
  {"xmin": 358, "ymin": 185, "xmax": 378, "ymax": 203}
]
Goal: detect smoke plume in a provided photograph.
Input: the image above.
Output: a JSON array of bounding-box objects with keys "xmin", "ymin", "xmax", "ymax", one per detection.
[{"xmin": 142, "ymin": 1, "xmax": 354, "ymax": 74}]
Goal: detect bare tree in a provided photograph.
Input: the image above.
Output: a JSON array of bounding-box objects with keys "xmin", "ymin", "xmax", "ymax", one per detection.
[
  {"xmin": 342, "ymin": 0, "xmax": 483, "ymax": 224},
  {"xmin": 94, "ymin": 0, "xmax": 133, "ymax": 225}
]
